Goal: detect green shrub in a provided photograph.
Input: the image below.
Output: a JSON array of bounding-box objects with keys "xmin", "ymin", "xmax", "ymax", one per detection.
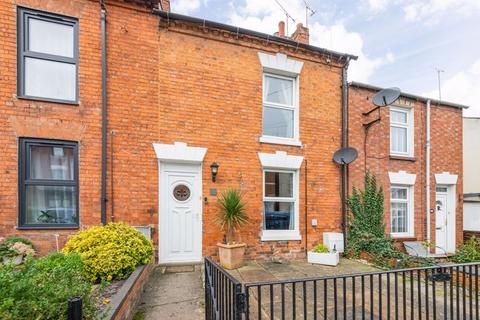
[
  {"xmin": 63, "ymin": 222, "xmax": 154, "ymax": 282},
  {"xmin": 346, "ymin": 173, "xmax": 432, "ymax": 269},
  {"xmin": 347, "ymin": 172, "xmax": 385, "ymax": 240},
  {"xmin": 312, "ymin": 244, "xmax": 329, "ymax": 253},
  {"xmin": 0, "ymin": 253, "xmax": 97, "ymax": 320},
  {"xmin": 0, "ymin": 237, "xmax": 35, "ymax": 260},
  {"xmin": 452, "ymin": 237, "xmax": 480, "ymax": 263},
  {"xmin": 3, "ymin": 237, "xmax": 34, "ymax": 247},
  {"xmin": 346, "ymin": 173, "xmax": 394, "ymax": 267}
]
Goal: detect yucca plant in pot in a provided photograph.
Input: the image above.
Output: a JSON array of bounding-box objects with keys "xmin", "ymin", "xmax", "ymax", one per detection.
[{"xmin": 216, "ymin": 188, "xmax": 249, "ymax": 269}]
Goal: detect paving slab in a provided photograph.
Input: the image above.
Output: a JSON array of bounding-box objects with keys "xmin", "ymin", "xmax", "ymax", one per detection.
[
  {"xmin": 230, "ymin": 259, "xmax": 477, "ymax": 320},
  {"xmin": 135, "ymin": 265, "xmax": 204, "ymax": 320}
]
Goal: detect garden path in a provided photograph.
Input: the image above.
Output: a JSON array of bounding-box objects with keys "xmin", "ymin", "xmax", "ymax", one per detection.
[{"xmin": 135, "ymin": 264, "xmax": 204, "ymax": 320}]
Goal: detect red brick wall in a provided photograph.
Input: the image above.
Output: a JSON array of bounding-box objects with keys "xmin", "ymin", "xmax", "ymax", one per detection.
[
  {"xmin": 0, "ymin": 0, "xmax": 158, "ymax": 254},
  {"xmin": 102, "ymin": 2, "xmax": 159, "ymax": 230},
  {"xmin": 0, "ymin": 0, "xmax": 103, "ymax": 253},
  {"xmin": 0, "ymin": 0, "xmax": 349, "ymax": 260},
  {"xmin": 115, "ymin": 19, "xmax": 346, "ymax": 260},
  {"xmin": 430, "ymin": 102, "xmax": 463, "ymax": 248},
  {"xmin": 348, "ymin": 85, "xmax": 463, "ymax": 250}
]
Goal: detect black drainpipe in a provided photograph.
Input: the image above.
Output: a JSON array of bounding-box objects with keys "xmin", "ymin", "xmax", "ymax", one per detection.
[
  {"xmin": 341, "ymin": 56, "xmax": 351, "ymax": 247},
  {"xmin": 100, "ymin": 1, "xmax": 107, "ymax": 225}
]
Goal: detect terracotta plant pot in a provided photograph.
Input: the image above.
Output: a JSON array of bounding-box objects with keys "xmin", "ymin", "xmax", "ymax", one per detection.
[{"xmin": 217, "ymin": 243, "xmax": 246, "ymax": 270}]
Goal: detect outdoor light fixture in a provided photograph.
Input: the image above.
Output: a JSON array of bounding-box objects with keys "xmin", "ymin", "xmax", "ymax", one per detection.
[{"xmin": 210, "ymin": 162, "xmax": 219, "ymax": 182}]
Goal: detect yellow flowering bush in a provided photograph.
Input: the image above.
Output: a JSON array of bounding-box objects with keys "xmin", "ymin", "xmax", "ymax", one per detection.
[{"xmin": 63, "ymin": 223, "xmax": 154, "ymax": 282}]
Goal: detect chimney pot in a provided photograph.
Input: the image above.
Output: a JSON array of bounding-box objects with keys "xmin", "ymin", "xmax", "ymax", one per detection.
[
  {"xmin": 278, "ymin": 21, "xmax": 285, "ymax": 37},
  {"xmin": 159, "ymin": 0, "xmax": 170, "ymax": 12}
]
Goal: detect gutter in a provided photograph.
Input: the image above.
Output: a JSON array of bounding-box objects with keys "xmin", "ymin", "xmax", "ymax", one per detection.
[
  {"xmin": 341, "ymin": 57, "xmax": 352, "ymax": 245},
  {"xmin": 152, "ymin": 10, "xmax": 358, "ymax": 62},
  {"xmin": 349, "ymin": 81, "xmax": 469, "ymax": 110},
  {"xmin": 464, "ymin": 193, "xmax": 480, "ymax": 198},
  {"xmin": 100, "ymin": 2, "xmax": 107, "ymax": 225}
]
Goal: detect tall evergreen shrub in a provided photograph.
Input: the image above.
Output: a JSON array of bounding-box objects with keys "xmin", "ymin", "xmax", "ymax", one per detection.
[{"xmin": 346, "ymin": 172, "xmax": 385, "ymax": 241}]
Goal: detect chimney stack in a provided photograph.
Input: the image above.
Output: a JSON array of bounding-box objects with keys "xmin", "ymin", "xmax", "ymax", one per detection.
[
  {"xmin": 291, "ymin": 23, "xmax": 309, "ymax": 44},
  {"xmin": 159, "ymin": 0, "xmax": 170, "ymax": 12}
]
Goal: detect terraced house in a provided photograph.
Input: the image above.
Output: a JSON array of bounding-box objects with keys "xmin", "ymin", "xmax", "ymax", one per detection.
[
  {"xmin": 0, "ymin": 0, "xmax": 355, "ymax": 262},
  {"xmin": 0, "ymin": 0, "xmax": 159, "ymax": 252},
  {"xmin": 348, "ymin": 83, "xmax": 466, "ymax": 255},
  {"xmin": 0, "ymin": 0, "xmax": 466, "ymax": 262}
]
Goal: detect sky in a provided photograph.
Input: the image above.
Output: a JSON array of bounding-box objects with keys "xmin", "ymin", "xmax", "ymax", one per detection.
[{"xmin": 169, "ymin": 0, "xmax": 480, "ymax": 116}]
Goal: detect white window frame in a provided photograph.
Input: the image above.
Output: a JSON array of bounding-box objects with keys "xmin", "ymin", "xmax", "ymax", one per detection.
[
  {"xmin": 390, "ymin": 106, "xmax": 414, "ymax": 157},
  {"xmin": 261, "ymin": 169, "xmax": 301, "ymax": 241},
  {"xmin": 260, "ymin": 72, "xmax": 301, "ymax": 147},
  {"xmin": 390, "ymin": 185, "xmax": 414, "ymax": 238}
]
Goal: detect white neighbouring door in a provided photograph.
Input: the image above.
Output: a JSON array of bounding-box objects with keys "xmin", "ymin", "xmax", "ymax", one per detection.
[
  {"xmin": 435, "ymin": 187, "xmax": 456, "ymax": 254},
  {"xmin": 159, "ymin": 163, "xmax": 202, "ymax": 263}
]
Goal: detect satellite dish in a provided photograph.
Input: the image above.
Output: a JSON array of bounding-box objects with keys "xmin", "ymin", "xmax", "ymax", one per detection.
[
  {"xmin": 333, "ymin": 147, "xmax": 358, "ymax": 165},
  {"xmin": 372, "ymin": 87, "xmax": 401, "ymax": 107}
]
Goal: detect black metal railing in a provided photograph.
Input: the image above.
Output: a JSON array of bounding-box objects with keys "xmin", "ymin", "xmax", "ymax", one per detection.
[
  {"xmin": 205, "ymin": 258, "xmax": 480, "ymax": 320},
  {"xmin": 244, "ymin": 263, "xmax": 480, "ymax": 320},
  {"xmin": 205, "ymin": 257, "xmax": 245, "ymax": 320}
]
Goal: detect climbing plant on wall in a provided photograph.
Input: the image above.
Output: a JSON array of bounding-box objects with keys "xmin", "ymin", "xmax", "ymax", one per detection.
[{"xmin": 347, "ymin": 171, "xmax": 385, "ymax": 240}]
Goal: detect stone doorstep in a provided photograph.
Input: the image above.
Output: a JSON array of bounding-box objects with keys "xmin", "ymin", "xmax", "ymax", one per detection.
[{"xmin": 165, "ymin": 265, "xmax": 195, "ymax": 273}]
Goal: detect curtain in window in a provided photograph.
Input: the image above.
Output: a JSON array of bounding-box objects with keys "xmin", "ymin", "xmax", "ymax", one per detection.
[
  {"xmin": 30, "ymin": 146, "xmax": 74, "ymax": 180},
  {"xmin": 263, "ymin": 172, "xmax": 295, "ymax": 230},
  {"xmin": 24, "ymin": 143, "xmax": 77, "ymax": 225},
  {"xmin": 391, "ymin": 187, "xmax": 408, "ymax": 233}
]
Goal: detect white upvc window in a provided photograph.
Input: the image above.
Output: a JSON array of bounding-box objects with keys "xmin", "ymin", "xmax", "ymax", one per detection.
[
  {"xmin": 390, "ymin": 106, "xmax": 413, "ymax": 157},
  {"xmin": 261, "ymin": 169, "xmax": 300, "ymax": 241},
  {"xmin": 260, "ymin": 73, "xmax": 301, "ymax": 146},
  {"xmin": 390, "ymin": 185, "xmax": 414, "ymax": 238}
]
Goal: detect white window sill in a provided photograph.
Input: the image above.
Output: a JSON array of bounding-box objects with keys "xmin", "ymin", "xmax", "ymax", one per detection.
[
  {"xmin": 390, "ymin": 152, "xmax": 414, "ymax": 158},
  {"xmin": 259, "ymin": 136, "xmax": 302, "ymax": 147},
  {"xmin": 390, "ymin": 232, "xmax": 414, "ymax": 239},
  {"xmin": 261, "ymin": 231, "xmax": 301, "ymax": 241}
]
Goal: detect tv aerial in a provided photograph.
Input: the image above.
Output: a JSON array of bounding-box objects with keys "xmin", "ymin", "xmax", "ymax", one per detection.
[
  {"xmin": 303, "ymin": 0, "xmax": 316, "ymax": 27},
  {"xmin": 274, "ymin": 0, "xmax": 296, "ymax": 35},
  {"xmin": 333, "ymin": 147, "xmax": 358, "ymax": 165}
]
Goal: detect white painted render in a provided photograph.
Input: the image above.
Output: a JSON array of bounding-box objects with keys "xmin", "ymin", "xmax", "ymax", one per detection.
[
  {"xmin": 464, "ymin": 203, "xmax": 480, "ymax": 231},
  {"xmin": 464, "ymin": 118, "xmax": 480, "ymax": 194},
  {"xmin": 463, "ymin": 118, "xmax": 480, "ymax": 232}
]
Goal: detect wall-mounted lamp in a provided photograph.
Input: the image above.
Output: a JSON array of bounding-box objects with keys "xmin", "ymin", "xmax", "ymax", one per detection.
[{"xmin": 210, "ymin": 162, "xmax": 219, "ymax": 182}]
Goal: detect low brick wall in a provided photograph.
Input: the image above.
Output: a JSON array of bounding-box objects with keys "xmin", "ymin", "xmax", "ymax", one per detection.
[
  {"xmin": 104, "ymin": 263, "xmax": 154, "ymax": 320},
  {"xmin": 464, "ymin": 231, "xmax": 480, "ymax": 242}
]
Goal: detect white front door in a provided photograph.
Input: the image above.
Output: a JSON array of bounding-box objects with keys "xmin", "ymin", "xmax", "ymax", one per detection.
[
  {"xmin": 435, "ymin": 193, "xmax": 448, "ymax": 254},
  {"xmin": 159, "ymin": 163, "xmax": 202, "ymax": 263},
  {"xmin": 435, "ymin": 187, "xmax": 456, "ymax": 254}
]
